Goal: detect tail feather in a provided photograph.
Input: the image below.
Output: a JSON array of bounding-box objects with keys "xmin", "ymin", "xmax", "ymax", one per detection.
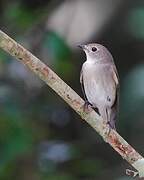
[
  {"xmin": 99, "ymin": 106, "xmax": 117, "ymax": 130},
  {"xmin": 109, "ymin": 106, "xmax": 117, "ymax": 130}
]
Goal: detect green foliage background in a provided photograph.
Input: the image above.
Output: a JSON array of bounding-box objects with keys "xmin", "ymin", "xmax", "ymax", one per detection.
[{"xmin": 0, "ymin": 0, "xmax": 144, "ymax": 179}]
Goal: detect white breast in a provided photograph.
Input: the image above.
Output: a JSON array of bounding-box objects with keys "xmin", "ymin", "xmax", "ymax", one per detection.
[{"xmin": 82, "ymin": 61, "xmax": 115, "ymax": 108}]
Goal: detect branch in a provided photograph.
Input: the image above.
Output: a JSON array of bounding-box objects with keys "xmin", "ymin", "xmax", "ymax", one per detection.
[{"xmin": 0, "ymin": 30, "xmax": 144, "ymax": 178}]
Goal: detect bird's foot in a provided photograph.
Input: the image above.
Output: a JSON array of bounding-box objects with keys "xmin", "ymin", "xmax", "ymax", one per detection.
[
  {"xmin": 102, "ymin": 121, "xmax": 116, "ymax": 142},
  {"xmin": 83, "ymin": 101, "xmax": 100, "ymax": 115},
  {"xmin": 101, "ymin": 121, "xmax": 110, "ymax": 142},
  {"xmin": 83, "ymin": 101, "xmax": 92, "ymax": 113}
]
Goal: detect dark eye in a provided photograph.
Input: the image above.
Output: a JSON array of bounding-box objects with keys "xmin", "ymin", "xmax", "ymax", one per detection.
[{"xmin": 92, "ymin": 47, "xmax": 97, "ymax": 52}]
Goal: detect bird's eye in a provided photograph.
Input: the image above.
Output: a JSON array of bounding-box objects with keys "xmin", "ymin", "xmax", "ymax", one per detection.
[{"xmin": 91, "ymin": 47, "xmax": 97, "ymax": 52}]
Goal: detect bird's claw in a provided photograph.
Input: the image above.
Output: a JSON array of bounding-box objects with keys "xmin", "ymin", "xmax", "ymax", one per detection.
[
  {"xmin": 83, "ymin": 101, "xmax": 92, "ymax": 113},
  {"xmin": 102, "ymin": 121, "xmax": 116, "ymax": 142}
]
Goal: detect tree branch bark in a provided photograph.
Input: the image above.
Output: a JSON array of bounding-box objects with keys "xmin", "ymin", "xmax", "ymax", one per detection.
[{"xmin": 0, "ymin": 30, "xmax": 144, "ymax": 178}]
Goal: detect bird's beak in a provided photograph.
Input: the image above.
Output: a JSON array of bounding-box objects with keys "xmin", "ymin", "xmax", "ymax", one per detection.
[{"xmin": 78, "ymin": 44, "xmax": 86, "ymax": 50}]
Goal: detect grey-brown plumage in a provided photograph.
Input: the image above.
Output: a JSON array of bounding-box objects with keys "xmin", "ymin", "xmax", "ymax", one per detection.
[{"xmin": 79, "ymin": 43, "xmax": 119, "ymax": 129}]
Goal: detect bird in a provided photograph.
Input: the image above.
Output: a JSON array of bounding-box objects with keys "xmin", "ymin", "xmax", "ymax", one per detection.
[{"xmin": 79, "ymin": 43, "xmax": 119, "ymax": 130}]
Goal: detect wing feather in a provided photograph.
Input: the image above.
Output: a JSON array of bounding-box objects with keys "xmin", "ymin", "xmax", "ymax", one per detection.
[
  {"xmin": 80, "ymin": 68, "xmax": 88, "ymax": 102},
  {"xmin": 109, "ymin": 65, "xmax": 119, "ymax": 129}
]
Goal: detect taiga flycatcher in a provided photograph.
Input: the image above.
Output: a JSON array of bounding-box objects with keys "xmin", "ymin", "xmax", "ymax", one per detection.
[{"xmin": 79, "ymin": 43, "xmax": 119, "ymax": 130}]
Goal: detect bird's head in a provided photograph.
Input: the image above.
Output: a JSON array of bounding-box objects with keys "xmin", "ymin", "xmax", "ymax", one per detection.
[{"xmin": 78, "ymin": 43, "xmax": 113, "ymax": 63}]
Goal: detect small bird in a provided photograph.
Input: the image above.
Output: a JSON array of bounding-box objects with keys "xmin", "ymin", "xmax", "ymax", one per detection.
[{"xmin": 79, "ymin": 43, "xmax": 119, "ymax": 130}]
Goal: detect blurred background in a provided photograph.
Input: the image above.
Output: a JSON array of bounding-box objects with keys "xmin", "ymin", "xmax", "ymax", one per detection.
[{"xmin": 0, "ymin": 0, "xmax": 144, "ymax": 179}]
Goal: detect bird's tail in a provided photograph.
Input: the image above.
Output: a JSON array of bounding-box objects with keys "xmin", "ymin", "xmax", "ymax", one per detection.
[
  {"xmin": 109, "ymin": 106, "xmax": 117, "ymax": 130},
  {"xmin": 99, "ymin": 106, "xmax": 116, "ymax": 130}
]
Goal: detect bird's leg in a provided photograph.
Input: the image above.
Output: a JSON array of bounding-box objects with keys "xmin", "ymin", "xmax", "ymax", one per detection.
[
  {"xmin": 102, "ymin": 109, "xmax": 116, "ymax": 143},
  {"xmin": 102, "ymin": 121, "xmax": 116, "ymax": 143},
  {"xmin": 83, "ymin": 100, "xmax": 92, "ymax": 112},
  {"xmin": 83, "ymin": 101, "xmax": 100, "ymax": 115}
]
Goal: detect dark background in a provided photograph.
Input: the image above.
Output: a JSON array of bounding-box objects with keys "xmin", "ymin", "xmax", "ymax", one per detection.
[{"xmin": 0, "ymin": 0, "xmax": 144, "ymax": 179}]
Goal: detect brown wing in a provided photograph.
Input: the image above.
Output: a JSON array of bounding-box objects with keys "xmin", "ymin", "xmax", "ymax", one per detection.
[
  {"xmin": 109, "ymin": 65, "xmax": 119, "ymax": 129},
  {"xmin": 112, "ymin": 66, "xmax": 119, "ymax": 87},
  {"xmin": 80, "ymin": 69, "xmax": 88, "ymax": 102}
]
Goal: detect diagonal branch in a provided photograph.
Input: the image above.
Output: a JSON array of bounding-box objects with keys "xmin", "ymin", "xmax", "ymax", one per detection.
[{"xmin": 0, "ymin": 30, "xmax": 144, "ymax": 178}]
